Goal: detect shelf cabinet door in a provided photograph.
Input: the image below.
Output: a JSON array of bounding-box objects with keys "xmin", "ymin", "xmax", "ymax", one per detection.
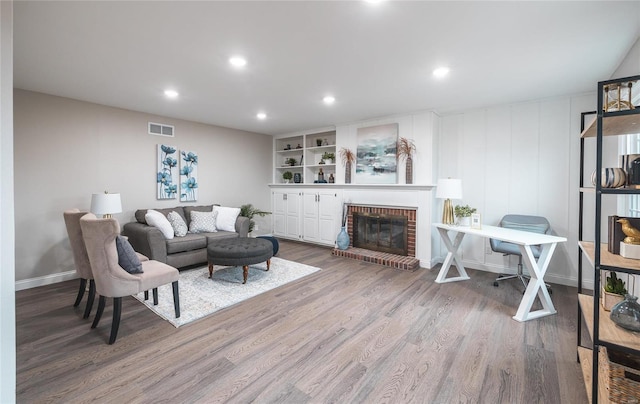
[
  {"xmin": 318, "ymin": 190, "xmax": 339, "ymax": 245},
  {"xmin": 302, "ymin": 192, "xmax": 320, "ymax": 242},
  {"xmin": 302, "ymin": 190, "xmax": 340, "ymax": 246},
  {"xmin": 272, "ymin": 189, "xmax": 300, "ymax": 239}
]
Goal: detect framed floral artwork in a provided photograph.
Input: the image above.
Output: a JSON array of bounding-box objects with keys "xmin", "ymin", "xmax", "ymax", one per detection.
[
  {"xmin": 157, "ymin": 144, "xmax": 177, "ymax": 199},
  {"xmin": 180, "ymin": 150, "xmax": 198, "ymax": 202}
]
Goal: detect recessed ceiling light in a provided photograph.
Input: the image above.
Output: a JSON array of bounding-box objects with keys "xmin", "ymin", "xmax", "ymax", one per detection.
[
  {"xmin": 164, "ymin": 89, "xmax": 179, "ymax": 98},
  {"xmin": 323, "ymin": 95, "xmax": 336, "ymax": 105},
  {"xmin": 229, "ymin": 56, "xmax": 247, "ymax": 68},
  {"xmin": 433, "ymin": 67, "xmax": 450, "ymax": 78},
  {"xmin": 256, "ymin": 112, "xmax": 267, "ymax": 120}
]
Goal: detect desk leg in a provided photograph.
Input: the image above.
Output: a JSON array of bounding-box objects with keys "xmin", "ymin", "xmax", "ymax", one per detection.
[
  {"xmin": 435, "ymin": 228, "xmax": 470, "ymax": 283},
  {"xmin": 512, "ymin": 243, "xmax": 558, "ymax": 322}
]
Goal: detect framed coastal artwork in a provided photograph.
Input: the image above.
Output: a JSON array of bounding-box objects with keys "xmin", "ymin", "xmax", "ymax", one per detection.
[
  {"xmin": 157, "ymin": 144, "xmax": 178, "ymax": 199},
  {"xmin": 355, "ymin": 123, "xmax": 398, "ymax": 184}
]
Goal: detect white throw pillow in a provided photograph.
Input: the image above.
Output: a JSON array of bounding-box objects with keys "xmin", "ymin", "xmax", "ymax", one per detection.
[
  {"xmin": 214, "ymin": 206, "xmax": 241, "ymax": 232},
  {"xmin": 189, "ymin": 210, "xmax": 218, "ymax": 233},
  {"xmin": 145, "ymin": 209, "xmax": 174, "ymax": 240},
  {"xmin": 167, "ymin": 211, "xmax": 188, "ymax": 237}
]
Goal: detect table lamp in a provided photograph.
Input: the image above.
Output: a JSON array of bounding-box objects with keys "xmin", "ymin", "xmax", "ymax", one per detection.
[
  {"xmin": 90, "ymin": 191, "xmax": 122, "ymax": 218},
  {"xmin": 436, "ymin": 179, "xmax": 462, "ymax": 225}
]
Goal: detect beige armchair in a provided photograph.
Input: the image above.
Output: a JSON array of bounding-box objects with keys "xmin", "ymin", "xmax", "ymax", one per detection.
[
  {"xmin": 80, "ymin": 213, "xmax": 180, "ymax": 344},
  {"xmin": 63, "ymin": 209, "xmax": 96, "ymax": 319}
]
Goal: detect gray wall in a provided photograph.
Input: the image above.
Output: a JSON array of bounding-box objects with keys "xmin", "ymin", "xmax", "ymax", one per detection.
[
  {"xmin": 14, "ymin": 90, "xmax": 272, "ymax": 285},
  {"xmin": 1, "ymin": 0, "xmax": 15, "ymax": 401}
]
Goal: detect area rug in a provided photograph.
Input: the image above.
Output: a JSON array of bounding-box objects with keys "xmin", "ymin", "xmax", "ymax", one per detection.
[{"xmin": 133, "ymin": 257, "xmax": 321, "ymax": 327}]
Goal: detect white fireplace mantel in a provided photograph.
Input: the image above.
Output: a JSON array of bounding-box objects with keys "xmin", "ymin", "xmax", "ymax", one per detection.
[
  {"xmin": 341, "ymin": 185, "xmax": 434, "ymax": 269},
  {"xmin": 268, "ymin": 183, "xmax": 435, "ymax": 269}
]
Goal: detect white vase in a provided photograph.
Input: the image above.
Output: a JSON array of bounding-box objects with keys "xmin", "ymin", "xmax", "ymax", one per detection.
[{"xmin": 457, "ymin": 216, "xmax": 471, "ymax": 226}]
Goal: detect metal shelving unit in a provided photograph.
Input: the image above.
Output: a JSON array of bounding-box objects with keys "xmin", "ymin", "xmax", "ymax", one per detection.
[{"xmin": 577, "ymin": 74, "xmax": 640, "ymax": 403}]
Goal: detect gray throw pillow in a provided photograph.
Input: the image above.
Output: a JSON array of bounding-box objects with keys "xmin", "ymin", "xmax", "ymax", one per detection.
[
  {"xmin": 189, "ymin": 210, "xmax": 218, "ymax": 233},
  {"xmin": 116, "ymin": 235, "xmax": 143, "ymax": 274},
  {"xmin": 168, "ymin": 210, "xmax": 188, "ymax": 237}
]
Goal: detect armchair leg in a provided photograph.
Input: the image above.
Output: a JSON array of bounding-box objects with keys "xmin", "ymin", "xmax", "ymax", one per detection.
[
  {"xmin": 172, "ymin": 281, "xmax": 180, "ymax": 318},
  {"xmin": 83, "ymin": 280, "xmax": 96, "ymax": 319},
  {"xmin": 74, "ymin": 278, "xmax": 87, "ymax": 307},
  {"xmin": 153, "ymin": 288, "xmax": 159, "ymax": 305},
  {"xmin": 109, "ymin": 297, "xmax": 122, "ymax": 345},
  {"xmin": 92, "ymin": 295, "xmax": 106, "ymax": 329}
]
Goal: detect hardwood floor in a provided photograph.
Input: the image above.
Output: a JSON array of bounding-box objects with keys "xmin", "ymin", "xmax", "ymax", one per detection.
[{"xmin": 16, "ymin": 240, "xmax": 587, "ymax": 403}]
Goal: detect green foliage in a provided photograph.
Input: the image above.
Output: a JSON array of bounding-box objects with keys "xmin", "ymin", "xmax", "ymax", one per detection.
[
  {"xmin": 282, "ymin": 171, "xmax": 293, "ymax": 180},
  {"xmin": 454, "ymin": 204, "xmax": 477, "ymax": 218},
  {"xmin": 285, "ymin": 157, "xmax": 297, "ymax": 166},
  {"xmin": 604, "ymin": 272, "xmax": 627, "ymax": 295},
  {"xmin": 322, "ymin": 152, "xmax": 335, "ymax": 161},
  {"xmin": 239, "ymin": 204, "xmax": 271, "ymax": 233}
]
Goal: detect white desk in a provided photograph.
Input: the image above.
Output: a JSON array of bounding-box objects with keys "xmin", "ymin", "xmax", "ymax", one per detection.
[{"xmin": 433, "ymin": 223, "xmax": 567, "ymax": 322}]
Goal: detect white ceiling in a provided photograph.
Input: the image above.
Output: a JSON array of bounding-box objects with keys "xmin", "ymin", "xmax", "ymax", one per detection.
[{"xmin": 13, "ymin": 1, "xmax": 640, "ymax": 136}]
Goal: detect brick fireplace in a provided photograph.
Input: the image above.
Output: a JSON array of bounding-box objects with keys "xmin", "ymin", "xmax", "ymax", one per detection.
[{"xmin": 332, "ymin": 204, "xmax": 420, "ymax": 270}]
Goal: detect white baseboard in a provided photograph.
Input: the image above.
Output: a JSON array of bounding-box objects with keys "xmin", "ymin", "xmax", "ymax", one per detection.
[{"xmin": 15, "ymin": 270, "xmax": 77, "ymax": 291}]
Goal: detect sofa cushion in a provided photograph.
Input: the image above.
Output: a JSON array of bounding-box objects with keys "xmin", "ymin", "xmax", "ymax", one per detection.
[
  {"xmin": 214, "ymin": 206, "xmax": 241, "ymax": 232},
  {"xmin": 183, "ymin": 205, "xmax": 213, "ymax": 227},
  {"xmin": 115, "ymin": 235, "xmax": 143, "ymax": 274},
  {"xmin": 189, "ymin": 210, "xmax": 218, "ymax": 233},
  {"xmin": 135, "ymin": 209, "xmax": 148, "ymax": 224},
  {"xmin": 206, "ymin": 231, "xmax": 240, "ymax": 243},
  {"xmin": 145, "ymin": 209, "xmax": 174, "ymax": 239},
  {"xmin": 156, "ymin": 207, "xmax": 187, "ymax": 224},
  {"xmin": 165, "ymin": 233, "xmax": 208, "ymax": 254},
  {"xmin": 135, "ymin": 207, "xmax": 187, "ymax": 225},
  {"xmin": 167, "ymin": 211, "xmax": 188, "ymax": 237}
]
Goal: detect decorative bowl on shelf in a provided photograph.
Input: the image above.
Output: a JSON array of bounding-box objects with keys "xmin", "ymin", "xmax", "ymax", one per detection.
[
  {"xmin": 610, "ymin": 294, "xmax": 640, "ymax": 332},
  {"xmin": 591, "ymin": 167, "xmax": 626, "ymax": 188}
]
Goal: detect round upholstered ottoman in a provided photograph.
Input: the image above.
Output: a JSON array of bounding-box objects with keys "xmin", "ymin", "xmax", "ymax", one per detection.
[
  {"xmin": 207, "ymin": 238, "xmax": 273, "ymax": 284},
  {"xmin": 256, "ymin": 235, "xmax": 279, "ymax": 256}
]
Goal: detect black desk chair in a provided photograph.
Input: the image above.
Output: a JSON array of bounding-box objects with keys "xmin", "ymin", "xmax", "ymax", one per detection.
[{"xmin": 490, "ymin": 214, "xmax": 552, "ymax": 294}]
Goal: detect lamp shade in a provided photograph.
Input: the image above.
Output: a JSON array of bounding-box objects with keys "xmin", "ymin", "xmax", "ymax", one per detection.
[
  {"xmin": 436, "ymin": 178, "xmax": 462, "ymax": 200},
  {"xmin": 90, "ymin": 193, "xmax": 122, "ymax": 216}
]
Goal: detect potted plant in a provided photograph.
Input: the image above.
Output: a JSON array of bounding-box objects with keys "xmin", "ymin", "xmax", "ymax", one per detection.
[
  {"xmin": 454, "ymin": 205, "xmax": 477, "ymax": 226},
  {"xmin": 397, "ymin": 137, "xmax": 416, "ymax": 184},
  {"xmin": 239, "ymin": 204, "xmax": 271, "ymax": 234},
  {"xmin": 322, "ymin": 152, "xmax": 335, "ymax": 163},
  {"xmin": 339, "ymin": 147, "xmax": 356, "ymax": 183},
  {"xmin": 603, "ymin": 271, "xmax": 627, "ymax": 311},
  {"xmin": 282, "ymin": 171, "xmax": 293, "ymax": 183},
  {"xmin": 285, "ymin": 157, "xmax": 297, "ymax": 166}
]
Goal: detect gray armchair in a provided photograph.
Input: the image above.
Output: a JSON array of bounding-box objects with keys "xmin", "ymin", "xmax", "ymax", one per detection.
[
  {"xmin": 490, "ymin": 214, "xmax": 552, "ymax": 293},
  {"xmin": 80, "ymin": 213, "xmax": 180, "ymax": 344}
]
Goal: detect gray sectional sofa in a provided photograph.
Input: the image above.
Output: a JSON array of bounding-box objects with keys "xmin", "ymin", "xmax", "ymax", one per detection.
[{"xmin": 122, "ymin": 205, "xmax": 249, "ymax": 269}]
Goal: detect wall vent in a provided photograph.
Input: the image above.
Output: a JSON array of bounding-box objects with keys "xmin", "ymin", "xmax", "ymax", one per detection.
[{"xmin": 148, "ymin": 122, "xmax": 174, "ymax": 137}]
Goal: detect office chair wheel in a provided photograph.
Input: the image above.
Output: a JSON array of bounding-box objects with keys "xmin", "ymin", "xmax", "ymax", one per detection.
[{"xmin": 493, "ymin": 281, "xmax": 499, "ymax": 287}]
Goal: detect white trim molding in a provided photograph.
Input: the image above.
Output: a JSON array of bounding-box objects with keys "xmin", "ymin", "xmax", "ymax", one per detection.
[{"xmin": 15, "ymin": 270, "xmax": 77, "ymax": 291}]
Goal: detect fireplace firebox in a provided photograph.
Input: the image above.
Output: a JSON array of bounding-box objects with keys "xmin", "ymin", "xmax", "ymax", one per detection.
[{"xmin": 352, "ymin": 212, "xmax": 408, "ymax": 256}]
